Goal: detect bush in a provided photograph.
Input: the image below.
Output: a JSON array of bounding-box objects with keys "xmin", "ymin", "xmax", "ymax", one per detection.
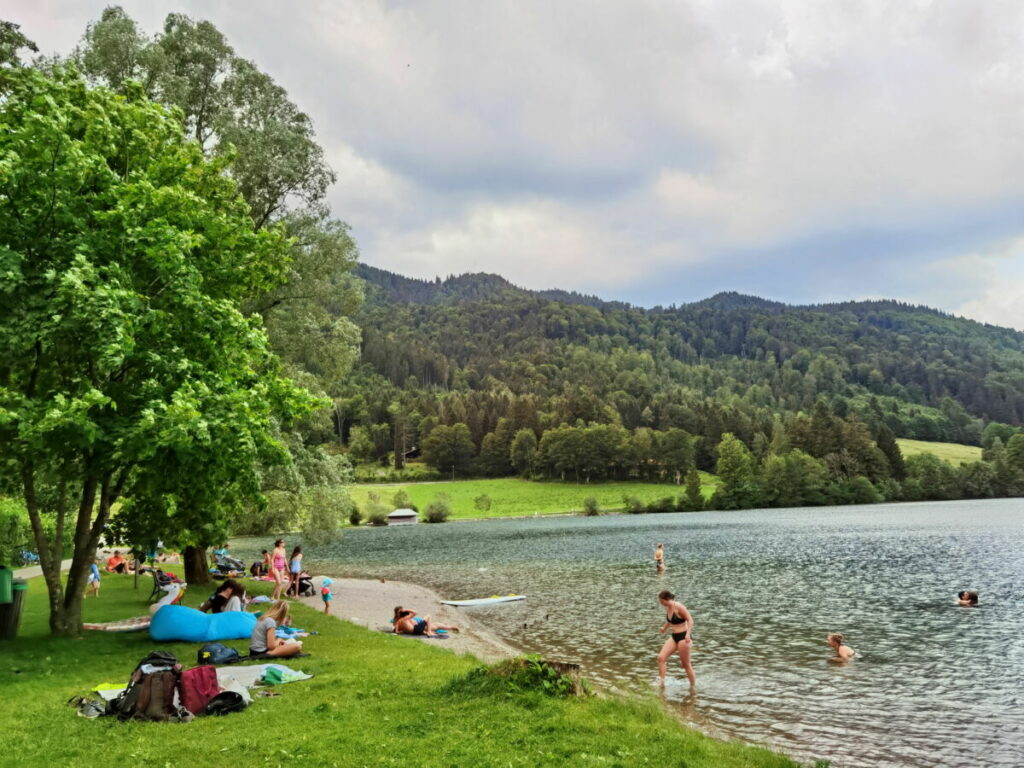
[
  {"xmin": 623, "ymin": 495, "xmax": 645, "ymax": 514},
  {"xmin": 0, "ymin": 497, "xmax": 30, "ymax": 566},
  {"xmin": 348, "ymin": 504, "xmax": 363, "ymax": 527},
  {"xmin": 354, "ymin": 464, "xmax": 442, "ymax": 484},
  {"xmin": 582, "ymin": 497, "xmax": 601, "ymax": 516},
  {"xmin": 474, "ymin": 494, "xmax": 492, "ymax": 512},
  {"xmin": 423, "ymin": 498, "xmax": 451, "ymax": 523},
  {"xmin": 366, "ymin": 500, "xmax": 391, "ymax": 526},
  {"xmin": 650, "ymin": 496, "xmax": 675, "ymax": 513},
  {"xmin": 447, "ymin": 656, "xmax": 589, "ymax": 699},
  {"xmin": 392, "ymin": 489, "xmax": 412, "ymax": 509}
]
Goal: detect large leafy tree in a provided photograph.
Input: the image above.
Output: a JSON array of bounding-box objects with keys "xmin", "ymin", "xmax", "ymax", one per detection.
[
  {"xmin": 70, "ymin": 7, "xmax": 363, "ymax": 538},
  {"xmin": 0, "ymin": 66, "xmax": 317, "ymax": 634}
]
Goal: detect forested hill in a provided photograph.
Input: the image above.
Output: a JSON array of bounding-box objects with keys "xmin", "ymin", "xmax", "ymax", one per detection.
[{"xmin": 343, "ymin": 265, "xmax": 1024, "ymax": 467}]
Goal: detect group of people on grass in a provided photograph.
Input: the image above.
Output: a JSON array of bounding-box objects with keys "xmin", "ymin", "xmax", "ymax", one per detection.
[{"xmin": 652, "ymin": 543, "xmax": 980, "ymax": 687}]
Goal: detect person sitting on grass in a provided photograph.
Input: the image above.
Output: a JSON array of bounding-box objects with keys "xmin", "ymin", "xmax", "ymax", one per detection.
[
  {"xmin": 250, "ymin": 600, "xmax": 304, "ymax": 658},
  {"xmin": 826, "ymin": 632, "xmax": 855, "ymax": 662},
  {"xmin": 392, "ymin": 606, "xmax": 460, "ymax": 636},
  {"xmin": 105, "ymin": 550, "xmax": 127, "ymax": 573}
]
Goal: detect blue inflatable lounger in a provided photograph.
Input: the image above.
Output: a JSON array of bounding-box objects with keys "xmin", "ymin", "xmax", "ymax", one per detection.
[{"xmin": 149, "ymin": 604, "xmax": 257, "ymax": 643}]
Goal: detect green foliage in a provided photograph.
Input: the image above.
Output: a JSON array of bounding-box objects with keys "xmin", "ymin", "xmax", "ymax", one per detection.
[
  {"xmin": 0, "ymin": 20, "xmax": 37, "ymax": 66},
  {"xmin": 0, "ymin": 65, "xmax": 318, "ymax": 631},
  {"xmin": 714, "ymin": 433, "xmax": 759, "ymax": 510},
  {"xmin": 302, "ymin": 486, "xmax": 352, "ymax": 546},
  {"xmin": 582, "ymin": 497, "xmax": 601, "ymax": 516},
  {"xmin": 474, "ymin": 494, "xmax": 492, "ymax": 511},
  {"xmin": 683, "ymin": 468, "xmax": 704, "ymax": 511},
  {"xmin": 623, "ymin": 495, "xmax": 645, "ymax": 514},
  {"xmin": 422, "ymin": 423, "xmax": 475, "ymax": 477},
  {"xmin": 0, "ymin": 498, "xmax": 29, "ymax": 566},
  {"xmin": 354, "ymin": 463, "xmax": 442, "ymax": 484},
  {"xmin": 347, "ymin": 504, "xmax": 363, "ymax": 527},
  {"xmin": 423, "ymin": 497, "xmax": 452, "ymax": 523},
  {"xmin": 509, "ymin": 429, "xmax": 539, "ymax": 476},
  {"xmin": 392, "ymin": 489, "xmax": 413, "ymax": 510},
  {"xmin": 451, "ymin": 656, "xmax": 588, "ymax": 699}
]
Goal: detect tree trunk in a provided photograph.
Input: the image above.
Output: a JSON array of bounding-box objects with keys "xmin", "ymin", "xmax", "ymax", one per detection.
[{"xmin": 183, "ymin": 545, "xmax": 211, "ymax": 585}]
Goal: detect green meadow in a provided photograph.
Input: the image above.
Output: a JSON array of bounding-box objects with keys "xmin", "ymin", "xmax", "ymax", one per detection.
[
  {"xmin": 896, "ymin": 439, "xmax": 983, "ymax": 465},
  {"xmin": 0, "ymin": 571, "xmax": 798, "ymax": 768},
  {"xmin": 350, "ymin": 475, "xmax": 719, "ymax": 520}
]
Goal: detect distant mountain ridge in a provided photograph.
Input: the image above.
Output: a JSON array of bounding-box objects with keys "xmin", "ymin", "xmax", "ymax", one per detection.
[
  {"xmin": 349, "ymin": 263, "xmax": 1024, "ymax": 436},
  {"xmin": 356, "ymin": 264, "xmax": 976, "ymax": 324}
]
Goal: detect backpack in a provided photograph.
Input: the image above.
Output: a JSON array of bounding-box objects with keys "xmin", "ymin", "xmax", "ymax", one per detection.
[
  {"xmin": 179, "ymin": 665, "xmax": 220, "ymax": 716},
  {"xmin": 197, "ymin": 642, "xmax": 241, "ymax": 665},
  {"xmin": 110, "ymin": 651, "xmax": 190, "ymax": 722}
]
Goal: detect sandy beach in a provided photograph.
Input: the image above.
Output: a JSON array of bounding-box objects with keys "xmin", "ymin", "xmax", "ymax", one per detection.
[{"xmin": 293, "ymin": 576, "xmax": 521, "ymax": 663}]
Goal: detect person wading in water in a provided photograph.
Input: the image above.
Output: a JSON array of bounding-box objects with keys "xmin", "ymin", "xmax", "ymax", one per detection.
[{"xmin": 657, "ymin": 589, "xmax": 695, "ymax": 688}]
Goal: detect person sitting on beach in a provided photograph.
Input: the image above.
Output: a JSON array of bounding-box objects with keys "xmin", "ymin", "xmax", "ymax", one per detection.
[
  {"xmin": 826, "ymin": 632, "xmax": 855, "ymax": 662},
  {"xmin": 250, "ymin": 600, "xmax": 304, "ymax": 658},
  {"xmin": 392, "ymin": 606, "xmax": 460, "ymax": 636},
  {"xmin": 957, "ymin": 590, "xmax": 979, "ymax": 606},
  {"xmin": 105, "ymin": 550, "xmax": 127, "ymax": 573},
  {"xmin": 200, "ymin": 579, "xmax": 246, "ymax": 613},
  {"xmin": 251, "ymin": 550, "xmax": 270, "ymax": 577}
]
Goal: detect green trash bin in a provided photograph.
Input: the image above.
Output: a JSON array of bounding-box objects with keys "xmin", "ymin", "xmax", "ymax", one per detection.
[
  {"xmin": 0, "ymin": 565, "xmax": 12, "ymax": 604},
  {"xmin": 0, "ymin": 579, "xmax": 27, "ymax": 640}
]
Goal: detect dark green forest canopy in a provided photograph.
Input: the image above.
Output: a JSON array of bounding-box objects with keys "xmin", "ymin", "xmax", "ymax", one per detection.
[{"xmin": 347, "ymin": 265, "xmax": 1024, "ymax": 454}]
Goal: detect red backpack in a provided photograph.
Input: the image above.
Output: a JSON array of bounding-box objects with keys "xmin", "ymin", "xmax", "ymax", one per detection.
[{"xmin": 179, "ymin": 665, "xmax": 220, "ymax": 716}]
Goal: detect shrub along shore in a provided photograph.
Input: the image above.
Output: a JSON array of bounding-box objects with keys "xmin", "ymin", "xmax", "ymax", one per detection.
[{"xmin": 1, "ymin": 570, "xmax": 801, "ymax": 767}]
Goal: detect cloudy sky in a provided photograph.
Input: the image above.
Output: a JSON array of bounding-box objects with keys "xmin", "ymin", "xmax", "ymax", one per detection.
[{"xmin": 10, "ymin": 1, "xmax": 1024, "ymax": 328}]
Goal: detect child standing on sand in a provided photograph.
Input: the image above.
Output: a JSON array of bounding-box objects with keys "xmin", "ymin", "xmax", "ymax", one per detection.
[{"xmin": 321, "ymin": 577, "xmax": 333, "ymax": 615}]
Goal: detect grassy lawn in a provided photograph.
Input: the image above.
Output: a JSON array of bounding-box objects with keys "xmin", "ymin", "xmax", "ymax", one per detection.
[
  {"xmin": 896, "ymin": 438, "xmax": 983, "ymax": 465},
  {"xmin": 0, "ymin": 571, "xmax": 798, "ymax": 767},
  {"xmin": 351, "ymin": 475, "xmax": 719, "ymax": 520}
]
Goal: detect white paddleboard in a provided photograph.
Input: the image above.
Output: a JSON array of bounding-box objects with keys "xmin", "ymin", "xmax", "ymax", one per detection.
[{"xmin": 441, "ymin": 595, "xmax": 525, "ymax": 607}]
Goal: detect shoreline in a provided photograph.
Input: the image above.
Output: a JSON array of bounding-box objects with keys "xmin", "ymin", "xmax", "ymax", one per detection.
[{"xmin": 292, "ymin": 575, "xmax": 522, "ymax": 663}]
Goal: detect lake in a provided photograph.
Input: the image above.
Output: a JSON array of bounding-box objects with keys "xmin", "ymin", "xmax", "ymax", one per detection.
[{"xmin": 235, "ymin": 499, "xmax": 1024, "ymax": 767}]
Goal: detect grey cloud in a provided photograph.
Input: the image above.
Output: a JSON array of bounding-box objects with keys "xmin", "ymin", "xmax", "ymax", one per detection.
[{"xmin": 9, "ymin": 0, "xmax": 1024, "ymax": 327}]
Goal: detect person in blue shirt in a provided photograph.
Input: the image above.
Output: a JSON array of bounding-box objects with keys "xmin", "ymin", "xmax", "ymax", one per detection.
[{"xmin": 85, "ymin": 557, "xmax": 101, "ymax": 598}]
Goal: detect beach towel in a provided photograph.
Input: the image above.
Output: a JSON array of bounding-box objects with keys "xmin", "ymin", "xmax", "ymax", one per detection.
[{"xmin": 83, "ymin": 616, "xmax": 151, "ymax": 633}]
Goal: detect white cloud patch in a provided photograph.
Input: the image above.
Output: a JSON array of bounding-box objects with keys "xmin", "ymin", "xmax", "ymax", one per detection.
[{"xmin": 952, "ymin": 237, "xmax": 1024, "ymax": 331}]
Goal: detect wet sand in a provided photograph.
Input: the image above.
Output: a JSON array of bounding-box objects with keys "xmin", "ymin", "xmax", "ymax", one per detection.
[{"xmin": 293, "ymin": 576, "xmax": 521, "ymax": 663}]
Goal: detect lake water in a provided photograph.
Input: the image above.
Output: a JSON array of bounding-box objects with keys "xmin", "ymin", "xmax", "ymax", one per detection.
[{"xmin": 235, "ymin": 499, "xmax": 1024, "ymax": 767}]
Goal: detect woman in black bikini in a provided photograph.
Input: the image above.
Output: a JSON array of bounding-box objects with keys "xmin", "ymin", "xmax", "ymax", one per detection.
[{"xmin": 657, "ymin": 589, "xmax": 695, "ymax": 688}]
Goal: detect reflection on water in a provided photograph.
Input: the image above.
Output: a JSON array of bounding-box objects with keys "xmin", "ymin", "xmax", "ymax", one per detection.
[{"xmin": 234, "ymin": 499, "xmax": 1024, "ymax": 767}]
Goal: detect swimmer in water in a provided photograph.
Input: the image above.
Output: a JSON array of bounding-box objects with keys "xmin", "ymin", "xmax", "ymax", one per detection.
[
  {"xmin": 654, "ymin": 543, "xmax": 665, "ymax": 573},
  {"xmin": 957, "ymin": 590, "xmax": 979, "ymax": 606},
  {"xmin": 657, "ymin": 590, "xmax": 695, "ymax": 688},
  {"xmin": 826, "ymin": 632, "xmax": 855, "ymax": 662}
]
